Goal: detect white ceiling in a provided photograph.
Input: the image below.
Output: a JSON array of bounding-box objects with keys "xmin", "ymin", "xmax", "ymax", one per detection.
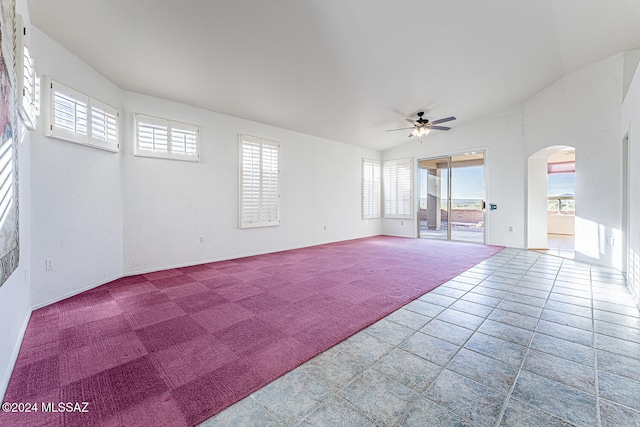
[{"xmin": 27, "ymin": 0, "xmax": 640, "ymax": 151}]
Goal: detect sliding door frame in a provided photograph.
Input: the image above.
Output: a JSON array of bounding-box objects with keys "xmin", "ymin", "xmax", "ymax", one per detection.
[{"xmin": 417, "ymin": 150, "xmax": 487, "ymax": 244}]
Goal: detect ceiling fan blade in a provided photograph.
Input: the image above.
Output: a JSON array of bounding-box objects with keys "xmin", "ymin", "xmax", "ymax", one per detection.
[
  {"xmin": 431, "ymin": 116, "xmax": 456, "ymax": 125},
  {"xmin": 385, "ymin": 126, "xmax": 415, "ymax": 132},
  {"xmin": 429, "ymin": 126, "xmax": 451, "ymax": 131}
]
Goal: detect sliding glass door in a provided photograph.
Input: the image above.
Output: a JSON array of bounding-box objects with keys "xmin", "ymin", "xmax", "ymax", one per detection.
[
  {"xmin": 450, "ymin": 153, "xmax": 485, "ymax": 242},
  {"xmin": 418, "ymin": 153, "xmax": 485, "ymax": 243},
  {"xmin": 418, "ymin": 157, "xmax": 449, "ymax": 240}
]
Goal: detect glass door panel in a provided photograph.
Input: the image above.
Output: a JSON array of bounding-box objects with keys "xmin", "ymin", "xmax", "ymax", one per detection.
[
  {"xmin": 450, "ymin": 153, "xmax": 485, "ymax": 243},
  {"xmin": 418, "ymin": 157, "xmax": 449, "ymax": 240}
]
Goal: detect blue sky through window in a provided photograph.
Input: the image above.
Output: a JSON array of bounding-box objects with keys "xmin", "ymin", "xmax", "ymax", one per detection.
[
  {"xmin": 419, "ymin": 165, "xmax": 485, "ymax": 208},
  {"xmin": 548, "ymin": 173, "xmax": 575, "ymax": 197}
]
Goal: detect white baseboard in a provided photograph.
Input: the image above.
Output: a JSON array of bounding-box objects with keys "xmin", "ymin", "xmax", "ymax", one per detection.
[
  {"xmin": 32, "ymin": 274, "xmax": 122, "ymax": 310},
  {"xmin": 0, "ymin": 309, "xmax": 32, "ymax": 402}
]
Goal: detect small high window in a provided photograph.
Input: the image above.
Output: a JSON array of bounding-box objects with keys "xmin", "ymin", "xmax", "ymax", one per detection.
[
  {"xmin": 134, "ymin": 114, "xmax": 199, "ymax": 162},
  {"xmin": 16, "ymin": 15, "xmax": 40, "ymax": 131},
  {"xmin": 44, "ymin": 77, "xmax": 119, "ymax": 152}
]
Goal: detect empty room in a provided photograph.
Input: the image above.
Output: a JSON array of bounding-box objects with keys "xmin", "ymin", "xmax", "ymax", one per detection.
[{"xmin": 1, "ymin": 0, "xmax": 640, "ymax": 426}]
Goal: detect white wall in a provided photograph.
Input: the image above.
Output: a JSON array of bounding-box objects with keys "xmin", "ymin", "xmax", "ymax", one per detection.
[
  {"xmin": 622, "ymin": 56, "xmax": 640, "ymax": 307},
  {"xmin": 548, "ymin": 215, "xmax": 575, "ymax": 235},
  {"xmin": 1, "ymin": 17, "xmax": 382, "ymax": 397},
  {"xmin": 524, "ymin": 54, "xmax": 625, "ymax": 268},
  {"xmin": 27, "ymin": 26, "xmax": 381, "ymax": 300},
  {"xmin": 0, "ymin": 0, "xmax": 33, "ymax": 401},
  {"xmin": 383, "ymin": 53, "xmax": 630, "ymax": 266},
  {"xmin": 382, "ymin": 104, "xmax": 526, "ymax": 249},
  {"xmin": 527, "ymin": 156, "xmax": 548, "ymax": 249},
  {"xmin": 122, "ymin": 93, "xmax": 381, "ymax": 274},
  {"xmin": 29, "ymin": 28, "xmax": 124, "ymax": 308}
]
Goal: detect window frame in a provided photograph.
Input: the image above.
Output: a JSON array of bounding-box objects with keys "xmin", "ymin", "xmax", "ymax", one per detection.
[
  {"xmin": 362, "ymin": 158, "xmax": 381, "ymax": 219},
  {"xmin": 44, "ymin": 76, "xmax": 120, "ymax": 153},
  {"xmin": 547, "ymin": 196, "xmax": 575, "ymax": 215},
  {"xmin": 133, "ymin": 113, "xmax": 200, "ymax": 162},
  {"xmin": 238, "ymin": 134, "xmax": 280, "ymax": 229},
  {"xmin": 383, "ymin": 158, "xmax": 412, "ymax": 219}
]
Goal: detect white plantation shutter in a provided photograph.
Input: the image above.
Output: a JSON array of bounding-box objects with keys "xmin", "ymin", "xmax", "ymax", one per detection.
[
  {"xmin": 34, "ymin": 77, "xmax": 41, "ymax": 117},
  {"xmin": 134, "ymin": 114, "xmax": 199, "ymax": 162},
  {"xmin": 22, "ymin": 46, "xmax": 35, "ymax": 108},
  {"xmin": 0, "ymin": 132, "xmax": 14, "ymax": 228},
  {"xmin": 261, "ymin": 142, "xmax": 280, "ymax": 223},
  {"xmin": 16, "ymin": 14, "xmax": 39, "ymax": 131},
  {"xmin": 45, "ymin": 77, "xmax": 119, "ymax": 152},
  {"xmin": 239, "ymin": 135, "xmax": 280, "ymax": 228},
  {"xmin": 19, "ymin": 45, "xmax": 38, "ymax": 130},
  {"xmin": 51, "ymin": 81, "xmax": 88, "ymax": 137},
  {"xmin": 384, "ymin": 158, "xmax": 412, "ymax": 218},
  {"xmin": 90, "ymin": 99, "xmax": 118, "ymax": 151},
  {"xmin": 136, "ymin": 115, "xmax": 169, "ymax": 154},
  {"xmin": 241, "ymin": 138, "xmax": 261, "ymax": 225},
  {"xmin": 171, "ymin": 124, "xmax": 198, "ymax": 157},
  {"xmin": 362, "ymin": 159, "xmax": 381, "ymax": 218}
]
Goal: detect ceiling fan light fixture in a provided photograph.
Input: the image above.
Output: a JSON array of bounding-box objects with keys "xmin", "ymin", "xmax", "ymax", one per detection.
[
  {"xmin": 387, "ymin": 112, "xmax": 455, "ymax": 137},
  {"xmin": 411, "ymin": 127, "xmax": 430, "ymax": 137}
]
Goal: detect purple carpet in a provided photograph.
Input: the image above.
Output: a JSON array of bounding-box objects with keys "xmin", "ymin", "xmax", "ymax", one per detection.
[{"xmin": 1, "ymin": 236, "xmax": 502, "ymax": 426}]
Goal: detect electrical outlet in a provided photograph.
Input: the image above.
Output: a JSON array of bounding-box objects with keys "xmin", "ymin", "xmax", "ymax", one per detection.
[
  {"xmin": 508, "ymin": 226, "xmax": 513, "ymax": 232},
  {"xmin": 199, "ymin": 236, "xmax": 207, "ymax": 243},
  {"xmin": 401, "ymin": 221, "xmax": 404, "ymax": 226},
  {"xmin": 607, "ymin": 237, "xmax": 614, "ymax": 246},
  {"xmin": 45, "ymin": 258, "xmax": 54, "ymax": 271},
  {"xmin": 323, "ymin": 225, "xmax": 327, "ymax": 230}
]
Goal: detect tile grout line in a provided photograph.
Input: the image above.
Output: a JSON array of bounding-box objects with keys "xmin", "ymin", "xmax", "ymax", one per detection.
[
  {"xmin": 384, "ymin": 251, "xmax": 521, "ymax": 426},
  {"xmin": 392, "ymin": 249, "xmax": 536, "ymax": 426},
  {"xmin": 591, "ymin": 264, "xmax": 602, "ymax": 427},
  {"xmin": 414, "ymin": 256, "xmax": 515, "ymax": 426},
  {"xmin": 492, "ymin": 251, "xmax": 562, "ymax": 427},
  {"xmin": 248, "ymin": 253, "xmax": 513, "ymax": 426},
  {"xmin": 398, "ymin": 257, "xmax": 512, "ymax": 426}
]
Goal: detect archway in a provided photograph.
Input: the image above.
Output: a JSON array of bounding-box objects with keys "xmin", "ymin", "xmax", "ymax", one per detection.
[{"xmin": 527, "ymin": 146, "xmax": 576, "ymax": 258}]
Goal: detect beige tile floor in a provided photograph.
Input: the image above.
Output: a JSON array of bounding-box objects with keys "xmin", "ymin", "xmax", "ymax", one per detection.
[
  {"xmin": 200, "ymin": 248, "xmax": 640, "ymax": 427},
  {"xmin": 534, "ymin": 234, "xmax": 576, "ymax": 260}
]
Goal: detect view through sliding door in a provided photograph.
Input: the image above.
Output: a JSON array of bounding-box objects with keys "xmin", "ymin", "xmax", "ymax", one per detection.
[{"xmin": 418, "ymin": 152, "xmax": 485, "ymax": 243}]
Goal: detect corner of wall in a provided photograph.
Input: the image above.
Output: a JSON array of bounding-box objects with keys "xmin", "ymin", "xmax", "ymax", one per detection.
[{"xmin": 623, "ymin": 49, "xmax": 640, "ymax": 104}]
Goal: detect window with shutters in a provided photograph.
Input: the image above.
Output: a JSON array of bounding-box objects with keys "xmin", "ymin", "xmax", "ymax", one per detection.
[
  {"xmin": 362, "ymin": 159, "xmax": 381, "ymax": 219},
  {"xmin": 44, "ymin": 77, "xmax": 119, "ymax": 152},
  {"xmin": 16, "ymin": 15, "xmax": 40, "ymax": 131},
  {"xmin": 384, "ymin": 158, "xmax": 412, "ymax": 218},
  {"xmin": 239, "ymin": 134, "xmax": 280, "ymax": 228},
  {"xmin": 134, "ymin": 114, "xmax": 199, "ymax": 162}
]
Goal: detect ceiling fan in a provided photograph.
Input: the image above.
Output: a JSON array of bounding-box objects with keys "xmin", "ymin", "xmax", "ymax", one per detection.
[{"xmin": 386, "ymin": 112, "xmax": 456, "ymax": 137}]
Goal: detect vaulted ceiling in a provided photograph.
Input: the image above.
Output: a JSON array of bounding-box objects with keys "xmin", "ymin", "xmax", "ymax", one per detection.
[{"xmin": 27, "ymin": 0, "xmax": 640, "ymax": 151}]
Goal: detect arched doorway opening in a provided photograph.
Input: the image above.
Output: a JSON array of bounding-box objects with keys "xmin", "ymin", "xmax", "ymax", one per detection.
[{"xmin": 527, "ymin": 146, "xmax": 576, "ymax": 258}]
